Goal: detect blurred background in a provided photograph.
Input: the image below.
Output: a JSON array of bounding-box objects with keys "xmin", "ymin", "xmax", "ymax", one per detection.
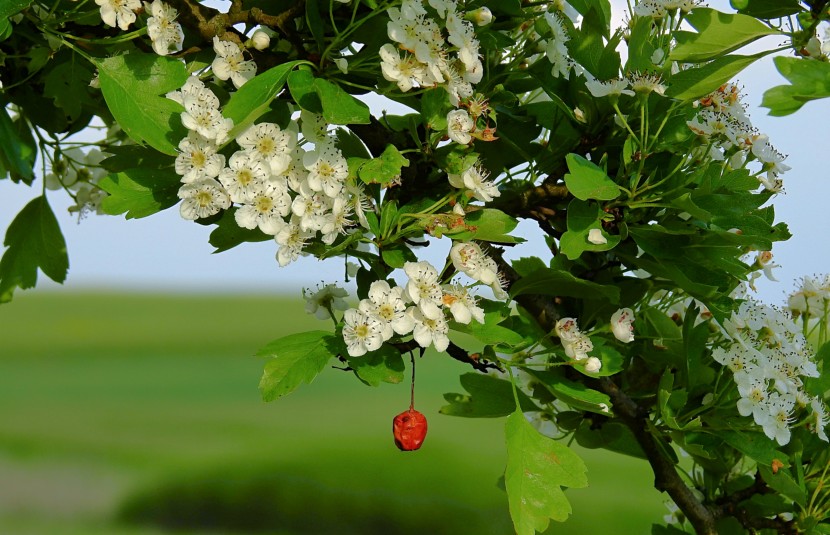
[{"xmin": 2, "ymin": 0, "xmax": 830, "ymax": 533}]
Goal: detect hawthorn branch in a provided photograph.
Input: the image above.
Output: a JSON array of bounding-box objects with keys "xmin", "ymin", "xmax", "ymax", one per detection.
[{"xmin": 392, "ymin": 340, "xmax": 502, "ymax": 373}]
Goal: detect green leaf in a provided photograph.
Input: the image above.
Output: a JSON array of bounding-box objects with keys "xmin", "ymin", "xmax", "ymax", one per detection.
[
  {"xmin": 420, "ymin": 88, "xmax": 452, "ymax": 130},
  {"xmin": 564, "ymin": 154, "xmax": 620, "ymax": 201},
  {"xmin": 223, "ymin": 61, "xmax": 303, "ymax": 138},
  {"xmin": 347, "ymin": 345, "xmax": 405, "ymax": 387},
  {"xmin": 208, "ymin": 207, "xmax": 272, "ymax": 253},
  {"xmin": 559, "ymin": 199, "xmax": 621, "ymax": 260},
  {"xmin": 721, "ymin": 431, "xmax": 789, "ymax": 468},
  {"xmin": 358, "ymin": 144, "xmax": 409, "ymax": 186},
  {"xmin": 0, "ymin": 0, "xmax": 31, "ymax": 21},
  {"xmin": 257, "ymin": 330, "xmax": 338, "ymax": 401},
  {"xmin": 528, "ymin": 369, "xmax": 613, "ymax": 415},
  {"xmin": 287, "ymin": 69, "xmax": 323, "ymax": 113},
  {"xmin": 0, "ymin": 196, "xmax": 68, "ymax": 303},
  {"xmin": 0, "ymin": 105, "xmax": 34, "ymax": 183},
  {"xmin": 98, "ymin": 168, "xmax": 180, "ymax": 219},
  {"xmin": 762, "ymin": 56, "xmax": 830, "ymax": 116},
  {"xmin": 314, "ymin": 78, "xmax": 370, "ymax": 125},
  {"xmin": 510, "ymin": 266, "xmax": 620, "ymax": 303},
  {"xmin": 670, "ymin": 8, "xmax": 779, "ymax": 63},
  {"xmin": 440, "ymin": 373, "xmax": 539, "ymax": 418},
  {"xmin": 667, "ymin": 53, "xmax": 765, "ymax": 101},
  {"xmin": 804, "ymin": 342, "xmax": 830, "ymax": 397},
  {"xmin": 735, "ymin": 0, "xmax": 800, "ymax": 19},
  {"xmin": 759, "ymin": 464, "xmax": 807, "ymax": 507},
  {"xmin": 450, "ymin": 208, "xmax": 523, "ymax": 243},
  {"xmin": 505, "ymin": 410, "xmax": 588, "ymax": 533},
  {"xmin": 95, "ymin": 53, "xmax": 189, "ymax": 156},
  {"xmin": 43, "ymin": 60, "xmax": 94, "ymax": 122}
]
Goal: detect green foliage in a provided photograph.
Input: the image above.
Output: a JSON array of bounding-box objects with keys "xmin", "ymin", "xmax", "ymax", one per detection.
[
  {"xmin": 504, "ymin": 410, "xmax": 589, "ymax": 532},
  {"xmin": 98, "ymin": 168, "xmax": 179, "ymax": 219},
  {"xmin": 440, "ymin": 373, "xmax": 539, "ymax": 418},
  {"xmin": 0, "ymin": 196, "xmax": 68, "ymax": 302},
  {"xmin": 563, "ymin": 153, "xmax": 621, "ymax": 201},
  {"xmin": 358, "ymin": 144, "xmax": 409, "ymax": 186},
  {"xmin": 347, "ymin": 344, "xmax": 405, "ymax": 386},
  {"xmin": 257, "ymin": 330, "xmax": 338, "ymax": 401},
  {"xmin": 223, "ymin": 60, "xmax": 304, "ymax": 137},
  {"xmin": 0, "ymin": 105, "xmax": 34, "ymax": 183},
  {"xmin": 670, "ymin": 8, "xmax": 780, "ymax": 62},
  {"xmin": 763, "ymin": 56, "xmax": 830, "ymax": 116},
  {"xmin": 95, "ymin": 53, "xmax": 189, "ymax": 156}
]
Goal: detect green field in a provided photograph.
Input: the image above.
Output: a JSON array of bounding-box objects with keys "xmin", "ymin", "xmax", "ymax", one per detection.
[{"xmin": 0, "ymin": 291, "xmax": 666, "ymax": 534}]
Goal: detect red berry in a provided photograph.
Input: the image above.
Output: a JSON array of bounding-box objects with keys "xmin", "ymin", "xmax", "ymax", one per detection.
[{"xmin": 392, "ymin": 409, "xmax": 428, "ymax": 451}]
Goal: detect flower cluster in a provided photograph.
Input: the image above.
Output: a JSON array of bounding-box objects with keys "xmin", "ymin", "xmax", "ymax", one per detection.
[
  {"xmin": 146, "ymin": 0, "xmax": 184, "ymax": 56},
  {"xmin": 715, "ymin": 300, "xmax": 828, "ymax": 445},
  {"xmin": 688, "ymin": 83, "xmax": 789, "ymax": 191},
  {"xmin": 342, "ymin": 260, "xmax": 488, "ymax": 356},
  {"xmin": 45, "ymin": 147, "xmax": 110, "ymax": 218},
  {"xmin": 555, "ymin": 317, "xmax": 601, "ymax": 372},
  {"xmin": 381, "ymin": 0, "xmax": 484, "ymax": 105},
  {"xmin": 632, "ymin": 0, "xmax": 702, "ymax": 18},
  {"xmin": 542, "ymin": 11, "xmax": 574, "ymax": 79},
  {"xmin": 95, "ymin": 0, "xmax": 141, "ymax": 31},
  {"xmin": 167, "ymin": 75, "xmax": 374, "ymax": 266},
  {"xmin": 787, "ymin": 274, "xmax": 830, "ymax": 319}
]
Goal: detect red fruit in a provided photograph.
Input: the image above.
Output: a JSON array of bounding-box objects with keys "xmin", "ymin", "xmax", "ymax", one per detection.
[{"xmin": 392, "ymin": 409, "xmax": 428, "ymax": 451}]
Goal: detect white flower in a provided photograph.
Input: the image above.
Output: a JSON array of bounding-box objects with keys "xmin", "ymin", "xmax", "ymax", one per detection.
[
  {"xmin": 409, "ymin": 306, "xmax": 450, "ymax": 352},
  {"xmin": 319, "ymin": 195, "xmax": 353, "ymax": 245},
  {"xmin": 178, "ymin": 178, "xmax": 231, "ymax": 220},
  {"xmin": 585, "ymin": 78, "xmax": 635, "ymax": 98},
  {"xmin": 809, "ymin": 397, "xmax": 829, "ymax": 442},
  {"xmin": 610, "ymin": 308, "xmax": 635, "ymax": 343},
  {"xmin": 447, "ymin": 108, "xmax": 474, "ymax": 145},
  {"xmin": 628, "ymin": 72, "xmax": 667, "ymax": 96},
  {"xmin": 181, "ymin": 99, "xmax": 233, "ymax": 144},
  {"xmin": 304, "ymin": 284, "xmax": 348, "ymax": 320},
  {"xmin": 291, "ymin": 181, "xmax": 329, "ymax": 232},
  {"xmin": 236, "ymin": 122, "xmax": 296, "ymax": 175},
  {"xmin": 167, "ymin": 77, "xmax": 220, "ymax": 109},
  {"xmin": 212, "ymin": 37, "xmax": 258, "ymax": 88},
  {"xmin": 759, "ymin": 393, "xmax": 795, "ymax": 446},
  {"xmin": 449, "ymin": 241, "xmax": 498, "ymax": 285},
  {"xmin": 447, "ymin": 163, "xmax": 500, "ymax": 202},
  {"xmin": 95, "ymin": 0, "xmax": 140, "ymax": 30},
  {"xmin": 358, "ymin": 280, "xmax": 415, "ymax": 340},
  {"xmin": 543, "ymin": 11, "xmax": 572, "ymax": 79},
  {"xmin": 300, "ymin": 111, "xmax": 329, "ymax": 144},
  {"xmin": 379, "ymin": 43, "xmax": 429, "ymax": 92},
  {"xmin": 175, "ymin": 132, "xmax": 225, "ymax": 183},
  {"xmin": 234, "ymin": 182, "xmax": 292, "ymax": 235},
  {"xmin": 275, "ymin": 218, "xmax": 314, "ymax": 266},
  {"xmin": 736, "ymin": 377, "xmax": 768, "ymax": 424},
  {"xmin": 251, "ymin": 30, "xmax": 271, "ymax": 51},
  {"xmin": 218, "ymin": 151, "xmax": 269, "ymax": 204},
  {"xmin": 343, "ymin": 309, "xmax": 385, "ymax": 356},
  {"xmin": 441, "ymin": 284, "xmax": 485, "ymax": 324},
  {"xmin": 584, "ymin": 356, "xmax": 602, "ymax": 373},
  {"xmin": 304, "ymin": 144, "xmax": 349, "ymax": 198},
  {"xmin": 403, "ymin": 261, "xmax": 444, "ymax": 320},
  {"xmin": 555, "ymin": 317, "xmax": 593, "ymax": 360},
  {"xmin": 145, "ymin": 0, "xmax": 184, "ymax": 56},
  {"xmin": 470, "ymin": 6, "xmax": 493, "ymax": 26},
  {"xmin": 588, "ymin": 228, "xmax": 607, "ymax": 245}
]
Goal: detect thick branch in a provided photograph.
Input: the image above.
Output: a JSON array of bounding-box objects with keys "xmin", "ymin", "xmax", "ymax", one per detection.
[{"xmin": 595, "ymin": 377, "xmax": 718, "ymax": 535}]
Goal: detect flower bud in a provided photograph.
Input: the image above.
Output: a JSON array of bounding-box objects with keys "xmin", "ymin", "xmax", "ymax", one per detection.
[
  {"xmin": 468, "ymin": 7, "xmax": 493, "ymax": 26},
  {"xmin": 584, "ymin": 357, "xmax": 602, "ymax": 373},
  {"xmin": 610, "ymin": 308, "xmax": 635, "ymax": 343},
  {"xmin": 588, "ymin": 228, "xmax": 607, "ymax": 245},
  {"xmin": 251, "ymin": 30, "xmax": 270, "ymax": 51}
]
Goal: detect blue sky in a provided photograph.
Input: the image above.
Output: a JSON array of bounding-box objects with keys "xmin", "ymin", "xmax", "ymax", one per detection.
[{"xmin": 0, "ymin": 0, "xmax": 827, "ymax": 307}]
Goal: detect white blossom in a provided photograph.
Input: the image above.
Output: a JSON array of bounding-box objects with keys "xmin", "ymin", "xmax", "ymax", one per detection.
[
  {"xmin": 358, "ymin": 280, "xmax": 415, "ymax": 340},
  {"xmin": 212, "ymin": 37, "xmax": 257, "ymax": 88},
  {"xmin": 95, "ymin": 0, "xmax": 140, "ymax": 30},
  {"xmin": 610, "ymin": 308, "xmax": 635, "ymax": 343},
  {"xmin": 218, "ymin": 151, "xmax": 269, "ymax": 204},
  {"xmin": 447, "ymin": 108, "xmax": 474, "ymax": 145},
  {"xmin": 145, "ymin": 0, "xmax": 184, "ymax": 56},
  {"xmin": 343, "ymin": 309, "xmax": 385, "ymax": 356},
  {"xmin": 304, "ymin": 144, "xmax": 349, "ymax": 198},
  {"xmin": 441, "ymin": 284, "xmax": 485, "ymax": 324},
  {"xmin": 449, "ymin": 241, "xmax": 498, "ymax": 285},
  {"xmin": 236, "ymin": 122, "xmax": 297, "ymax": 175},
  {"xmin": 447, "ymin": 163, "xmax": 500, "ymax": 202},
  {"xmin": 588, "ymin": 228, "xmax": 607, "ymax": 245},
  {"xmin": 234, "ymin": 182, "xmax": 292, "ymax": 235},
  {"xmin": 251, "ymin": 30, "xmax": 271, "ymax": 51},
  {"xmin": 178, "ymin": 178, "xmax": 230, "ymax": 220},
  {"xmin": 404, "ymin": 260, "xmax": 444, "ymax": 320},
  {"xmin": 175, "ymin": 132, "xmax": 225, "ymax": 183},
  {"xmin": 304, "ymin": 284, "xmax": 348, "ymax": 320},
  {"xmin": 409, "ymin": 306, "xmax": 450, "ymax": 351}
]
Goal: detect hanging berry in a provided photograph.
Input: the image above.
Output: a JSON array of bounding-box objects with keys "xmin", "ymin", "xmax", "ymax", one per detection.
[{"xmin": 393, "ymin": 351, "xmax": 428, "ymax": 451}]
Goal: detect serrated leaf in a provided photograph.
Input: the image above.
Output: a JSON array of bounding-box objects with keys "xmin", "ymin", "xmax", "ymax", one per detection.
[
  {"xmin": 314, "ymin": 78, "xmax": 370, "ymax": 125},
  {"xmin": 762, "ymin": 56, "xmax": 830, "ymax": 116},
  {"xmin": 0, "ymin": 105, "xmax": 34, "ymax": 183},
  {"xmin": 559, "ymin": 199, "xmax": 621, "ymax": 260},
  {"xmin": 440, "ymin": 373, "xmax": 539, "ymax": 418},
  {"xmin": 208, "ymin": 207, "xmax": 272, "ymax": 253},
  {"xmin": 669, "ymin": 8, "xmax": 779, "ymax": 63},
  {"xmin": 359, "ymin": 144, "xmax": 409, "ymax": 186},
  {"xmin": 223, "ymin": 61, "xmax": 303, "ymax": 138},
  {"xmin": 564, "ymin": 154, "xmax": 620, "ymax": 201},
  {"xmin": 0, "ymin": 196, "xmax": 68, "ymax": 303},
  {"xmin": 505, "ymin": 411, "xmax": 588, "ymax": 534},
  {"xmin": 43, "ymin": 60, "xmax": 94, "ymax": 121},
  {"xmin": 667, "ymin": 53, "xmax": 764, "ymax": 101},
  {"xmin": 721, "ymin": 431, "xmax": 789, "ymax": 468},
  {"xmin": 347, "ymin": 344, "xmax": 405, "ymax": 386},
  {"xmin": 95, "ymin": 53, "xmax": 188, "ymax": 156},
  {"xmin": 527, "ymin": 369, "xmax": 613, "ymax": 415},
  {"xmin": 98, "ymin": 168, "xmax": 180, "ymax": 219},
  {"xmin": 450, "ymin": 208, "xmax": 523, "ymax": 243},
  {"xmin": 510, "ymin": 266, "xmax": 620, "ymax": 303},
  {"xmin": 287, "ymin": 69, "xmax": 323, "ymax": 113},
  {"xmin": 258, "ymin": 330, "xmax": 338, "ymax": 401}
]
